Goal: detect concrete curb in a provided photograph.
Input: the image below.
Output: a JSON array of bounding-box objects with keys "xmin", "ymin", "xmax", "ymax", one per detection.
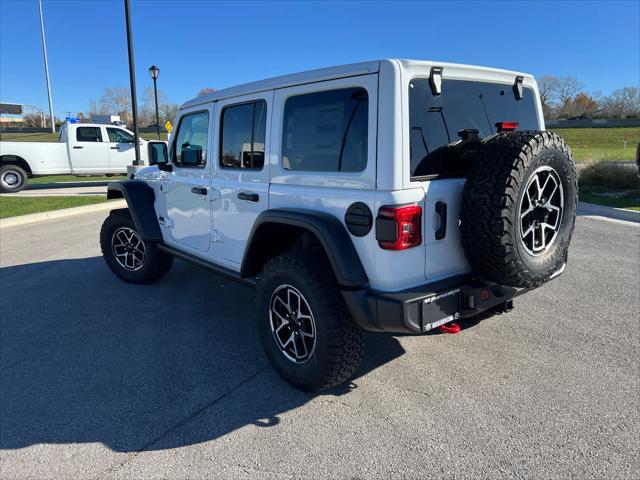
[
  {"xmin": 577, "ymin": 202, "xmax": 640, "ymax": 224},
  {"xmin": 0, "ymin": 199, "xmax": 126, "ymax": 229}
]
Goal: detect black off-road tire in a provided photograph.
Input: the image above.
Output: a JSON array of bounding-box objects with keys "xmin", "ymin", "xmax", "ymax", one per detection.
[
  {"xmin": 100, "ymin": 208, "xmax": 173, "ymax": 284},
  {"xmin": 256, "ymin": 252, "xmax": 365, "ymax": 391},
  {"xmin": 460, "ymin": 131, "xmax": 577, "ymax": 288},
  {"xmin": 0, "ymin": 164, "xmax": 28, "ymax": 193}
]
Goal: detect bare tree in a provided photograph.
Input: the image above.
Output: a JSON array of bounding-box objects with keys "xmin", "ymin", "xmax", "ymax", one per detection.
[
  {"xmin": 538, "ymin": 76, "xmax": 560, "ymax": 119},
  {"xmin": 22, "ymin": 111, "xmax": 45, "ymax": 127},
  {"xmin": 163, "ymin": 103, "xmax": 179, "ymax": 124},
  {"xmin": 537, "ymin": 76, "xmax": 584, "ymax": 119},
  {"xmin": 557, "ymin": 77, "xmax": 584, "ymax": 104},
  {"xmin": 88, "ymin": 87, "xmax": 131, "ymax": 119},
  {"xmin": 558, "ymin": 92, "xmax": 598, "ymax": 118},
  {"xmin": 140, "ymin": 86, "xmax": 179, "ymax": 126},
  {"xmin": 197, "ymin": 87, "xmax": 215, "ymax": 97},
  {"xmin": 600, "ymin": 87, "xmax": 640, "ymax": 118}
]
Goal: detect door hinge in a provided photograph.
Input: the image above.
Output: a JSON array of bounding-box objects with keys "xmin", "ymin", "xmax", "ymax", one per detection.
[
  {"xmin": 158, "ymin": 216, "xmax": 173, "ymax": 228},
  {"xmin": 208, "ymin": 188, "xmax": 221, "ymax": 202},
  {"xmin": 210, "ymin": 229, "xmax": 223, "ymax": 243}
]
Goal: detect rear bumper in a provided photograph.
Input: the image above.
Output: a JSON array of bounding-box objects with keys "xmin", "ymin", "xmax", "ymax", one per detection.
[{"xmin": 342, "ymin": 269, "xmax": 563, "ymax": 334}]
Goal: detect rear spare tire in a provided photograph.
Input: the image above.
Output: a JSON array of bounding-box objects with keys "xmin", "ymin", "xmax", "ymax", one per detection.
[{"xmin": 460, "ymin": 131, "xmax": 577, "ymax": 288}]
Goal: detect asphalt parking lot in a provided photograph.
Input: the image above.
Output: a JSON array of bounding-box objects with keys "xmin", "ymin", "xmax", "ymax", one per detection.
[{"xmin": 0, "ymin": 212, "xmax": 638, "ymax": 479}]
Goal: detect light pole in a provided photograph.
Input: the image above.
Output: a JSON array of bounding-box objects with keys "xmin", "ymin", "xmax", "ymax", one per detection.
[
  {"xmin": 124, "ymin": 0, "xmax": 140, "ymax": 166},
  {"xmin": 38, "ymin": 0, "xmax": 55, "ymax": 133},
  {"xmin": 148, "ymin": 65, "xmax": 160, "ymax": 140}
]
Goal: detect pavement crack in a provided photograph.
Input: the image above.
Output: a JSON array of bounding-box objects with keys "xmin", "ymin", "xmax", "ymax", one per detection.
[{"xmin": 99, "ymin": 363, "xmax": 271, "ymax": 479}]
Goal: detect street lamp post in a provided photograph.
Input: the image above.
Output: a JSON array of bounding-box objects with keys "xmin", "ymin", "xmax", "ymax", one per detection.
[{"xmin": 149, "ymin": 65, "xmax": 160, "ymax": 140}]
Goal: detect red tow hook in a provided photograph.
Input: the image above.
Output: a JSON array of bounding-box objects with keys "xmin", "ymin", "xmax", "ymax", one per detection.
[{"xmin": 438, "ymin": 323, "xmax": 461, "ymax": 334}]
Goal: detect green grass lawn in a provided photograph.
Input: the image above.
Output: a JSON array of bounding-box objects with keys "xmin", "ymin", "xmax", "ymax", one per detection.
[
  {"xmin": 4, "ymin": 127, "xmax": 637, "ymax": 161},
  {"xmin": 579, "ymin": 186, "xmax": 640, "ymax": 211},
  {"xmin": 29, "ymin": 174, "xmax": 126, "ymax": 184},
  {"xmin": 0, "ymin": 196, "xmax": 109, "ymax": 219},
  {"xmin": 549, "ymin": 127, "xmax": 639, "ymax": 162},
  {"xmin": 0, "ymin": 132, "xmax": 60, "ymax": 142}
]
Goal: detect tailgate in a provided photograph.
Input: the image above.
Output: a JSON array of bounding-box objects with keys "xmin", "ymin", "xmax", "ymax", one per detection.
[{"xmin": 422, "ymin": 178, "xmax": 471, "ymax": 281}]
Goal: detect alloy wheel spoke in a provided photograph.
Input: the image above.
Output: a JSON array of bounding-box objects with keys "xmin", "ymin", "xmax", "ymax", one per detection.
[
  {"xmin": 546, "ymin": 182, "xmax": 559, "ymax": 203},
  {"xmin": 282, "ymin": 333, "xmax": 295, "ymax": 348},
  {"xmin": 532, "ymin": 175, "xmax": 543, "ymax": 200},
  {"xmin": 537, "ymin": 225, "xmax": 546, "ymax": 250},
  {"xmin": 288, "ymin": 288, "xmax": 301, "ymax": 314},
  {"xmin": 541, "ymin": 222, "xmax": 555, "ymax": 234},
  {"xmin": 296, "ymin": 334, "xmax": 307, "ymax": 357}
]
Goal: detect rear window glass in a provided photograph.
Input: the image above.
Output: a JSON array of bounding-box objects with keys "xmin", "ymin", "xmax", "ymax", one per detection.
[
  {"xmin": 220, "ymin": 100, "xmax": 267, "ymax": 169},
  {"xmin": 76, "ymin": 127, "xmax": 102, "ymax": 142},
  {"xmin": 409, "ymin": 79, "xmax": 539, "ymax": 179},
  {"xmin": 282, "ymin": 87, "xmax": 368, "ymax": 173}
]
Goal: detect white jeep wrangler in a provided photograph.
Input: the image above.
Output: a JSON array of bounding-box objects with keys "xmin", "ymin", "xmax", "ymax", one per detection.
[{"xmin": 101, "ymin": 60, "xmax": 577, "ymax": 391}]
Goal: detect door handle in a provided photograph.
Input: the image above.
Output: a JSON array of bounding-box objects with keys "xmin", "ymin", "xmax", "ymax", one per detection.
[
  {"xmin": 237, "ymin": 192, "xmax": 259, "ymax": 202},
  {"xmin": 73, "ymin": 146, "xmax": 83, "ymax": 149},
  {"xmin": 191, "ymin": 186, "xmax": 208, "ymax": 195},
  {"xmin": 435, "ymin": 201, "xmax": 447, "ymax": 240},
  {"xmin": 110, "ymin": 146, "xmax": 118, "ymax": 150}
]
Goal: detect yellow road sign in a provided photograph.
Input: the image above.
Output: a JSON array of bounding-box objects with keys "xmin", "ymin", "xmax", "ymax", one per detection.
[{"xmin": 165, "ymin": 120, "xmax": 173, "ymax": 133}]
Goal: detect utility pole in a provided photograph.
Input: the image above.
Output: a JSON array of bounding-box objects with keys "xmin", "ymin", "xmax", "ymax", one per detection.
[
  {"xmin": 124, "ymin": 0, "xmax": 141, "ymax": 165},
  {"xmin": 38, "ymin": 0, "xmax": 55, "ymax": 133}
]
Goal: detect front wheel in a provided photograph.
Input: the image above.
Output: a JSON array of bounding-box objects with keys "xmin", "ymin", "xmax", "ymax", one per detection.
[
  {"xmin": 100, "ymin": 208, "xmax": 173, "ymax": 284},
  {"xmin": 256, "ymin": 252, "xmax": 365, "ymax": 391},
  {"xmin": 0, "ymin": 164, "xmax": 28, "ymax": 193}
]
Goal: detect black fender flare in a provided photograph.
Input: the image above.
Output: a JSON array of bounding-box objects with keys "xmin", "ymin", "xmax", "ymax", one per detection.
[
  {"xmin": 107, "ymin": 180, "xmax": 163, "ymax": 243},
  {"xmin": 241, "ymin": 209, "xmax": 368, "ymax": 289}
]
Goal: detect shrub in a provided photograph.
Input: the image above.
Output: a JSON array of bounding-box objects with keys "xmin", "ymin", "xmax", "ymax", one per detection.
[{"xmin": 578, "ymin": 162, "xmax": 640, "ymax": 190}]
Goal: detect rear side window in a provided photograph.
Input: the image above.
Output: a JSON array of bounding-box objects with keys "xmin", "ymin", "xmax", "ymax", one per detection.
[
  {"xmin": 282, "ymin": 87, "xmax": 368, "ymax": 172},
  {"xmin": 173, "ymin": 111, "xmax": 210, "ymax": 167},
  {"xmin": 220, "ymin": 100, "xmax": 267, "ymax": 169},
  {"xmin": 76, "ymin": 127, "xmax": 102, "ymax": 142},
  {"xmin": 409, "ymin": 79, "xmax": 539, "ymax": 179}
]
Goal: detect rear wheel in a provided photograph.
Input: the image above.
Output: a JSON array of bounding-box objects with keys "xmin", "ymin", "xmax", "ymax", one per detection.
[
  {"xmin": 100, "ymin": 208, "xmax": 173, "ymax": 284},
  {"xmin": 0, "ymin": 164, "xmax": 28, "ymax": 193},
  {"xmin": 256, "ymin": 252, "xmax": 365, "ymax": 391}
]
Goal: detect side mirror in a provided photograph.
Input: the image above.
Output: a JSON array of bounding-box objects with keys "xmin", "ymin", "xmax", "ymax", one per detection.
[
  {"xmin": 148, "ymin": 141, "xmax": 168, "ymax": 166},
  {"xmin": 181, "ymin": 145, "xmax": 204, "ymax": 166}
]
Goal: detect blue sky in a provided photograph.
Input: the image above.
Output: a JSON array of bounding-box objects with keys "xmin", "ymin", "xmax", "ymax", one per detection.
[{"xmin": 1, "ymin": 0, "xmax": 638, "ymax": 116}]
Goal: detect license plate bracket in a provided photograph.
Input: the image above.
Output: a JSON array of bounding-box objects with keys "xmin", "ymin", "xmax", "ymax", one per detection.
[{"xmin": 421, "ymin": 288, "xmax": 461, "ymax": 332}]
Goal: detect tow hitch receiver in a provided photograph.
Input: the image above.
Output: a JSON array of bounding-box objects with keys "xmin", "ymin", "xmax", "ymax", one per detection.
[{"xmin": 438, "ymin": 323, "xmax": 461, "ymax": 334}]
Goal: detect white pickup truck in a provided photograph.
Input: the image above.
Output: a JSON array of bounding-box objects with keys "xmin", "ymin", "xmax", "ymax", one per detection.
[{"xmin": 0, "ymin": 123, "xmax": 148, "ymax": 193}]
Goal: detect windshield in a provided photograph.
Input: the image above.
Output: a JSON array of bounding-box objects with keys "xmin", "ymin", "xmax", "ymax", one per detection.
[{"xmin": 409, "ymin": 78, "xmax": 539, "ymax": 179}]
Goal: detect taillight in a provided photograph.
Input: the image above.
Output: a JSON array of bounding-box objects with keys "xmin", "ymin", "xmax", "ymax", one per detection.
[
  {"xmin": 496, "ymin": 121, "xmax": 519, "ymax": 132},
  {"xmin": 376, "ymin": 205, "xmax": 422, "ymax": 250}
]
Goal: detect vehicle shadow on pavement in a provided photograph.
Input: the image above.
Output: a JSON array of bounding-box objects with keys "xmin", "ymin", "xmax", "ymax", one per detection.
[{"xmin": 0, "ymin": 257, "xmax": 405, "ymax": 453}]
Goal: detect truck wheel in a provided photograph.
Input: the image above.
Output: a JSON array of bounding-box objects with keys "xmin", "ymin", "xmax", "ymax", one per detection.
[
  {"xmin": 0, "ymin": 165, "xmax": 28, "ymax": 193},
  {"xmin": 460, "ymin": 131, "xmax": 577, "ymax": 288},
  {"xmin": 256, "ymin": 252, "xmax": 365, "ymax": 391},
  {"xmin": 100, "ymin": 208, "xmax": 173, "ymax": 284}
]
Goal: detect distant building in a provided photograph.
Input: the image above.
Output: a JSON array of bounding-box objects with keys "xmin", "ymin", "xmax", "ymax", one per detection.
[{"xmin": 0, "ymin": 116, "xmax": 25, "ymax": 126}]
